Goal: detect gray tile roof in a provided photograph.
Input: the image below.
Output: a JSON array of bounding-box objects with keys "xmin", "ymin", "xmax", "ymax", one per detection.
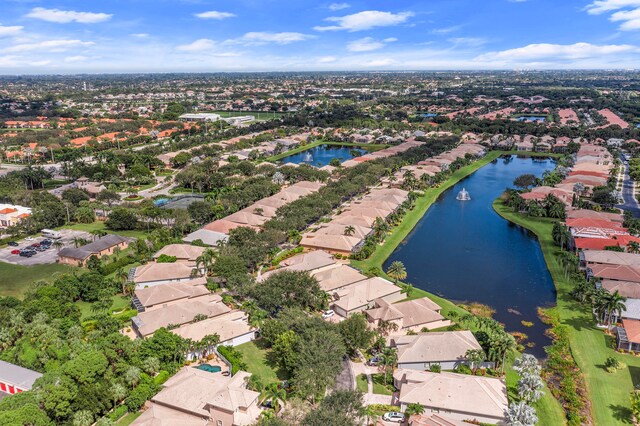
[{"xmin": 0, "ymin": 360, "xmax": 42, "ymax": 390}]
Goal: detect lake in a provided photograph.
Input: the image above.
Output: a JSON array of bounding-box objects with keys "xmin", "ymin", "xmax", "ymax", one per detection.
[
  {"xmin": 280, "ymin": 144, "xmax": 368, "ymax": 167},
  {"xmin": 384, "ymin": 155, "xmax": 557, "ymax": 357}
]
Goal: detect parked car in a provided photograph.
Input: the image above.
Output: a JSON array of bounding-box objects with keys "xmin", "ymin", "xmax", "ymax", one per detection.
[
  {"xmin": 322, "ymin": 310, "xmax": 335, "ymax": 319},
  {"xmin": 7, "ymin": 241, "xmax": 18, "ymax": 247},
  {"xmin": 382, "ymin": 412, "xmax": 405, "ymax": 423},
  {"xmin": 25, "ymin": 237, "xmax": 34, "ymax": 241},
  {"xmin": 11, "ymin": 250, "xmax": 20, "ymax": 255},
  {"xmin": 367, "ymin": 355, "xmax": 381, "ymax": 366}
]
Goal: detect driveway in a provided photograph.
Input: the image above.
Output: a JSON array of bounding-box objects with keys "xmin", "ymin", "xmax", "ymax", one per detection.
[{"xmin": 0, "ymin": 229, "xmax": 92, "ymax": 265}]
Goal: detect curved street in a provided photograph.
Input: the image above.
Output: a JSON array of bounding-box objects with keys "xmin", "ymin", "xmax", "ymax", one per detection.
[{"xmin": 616, "ymin": 155, "xmax": 640, "ymax": 217}]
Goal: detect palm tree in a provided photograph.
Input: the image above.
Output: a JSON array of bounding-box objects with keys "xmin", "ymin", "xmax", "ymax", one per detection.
[
  {"xmin": 116, "ymin": 268, "xmax": 129, "ymax": 294},
  {"xmin": 53, "ymin": 240, "xmax": 64, "ymax": 252},
  {"xmin": 628, "ymin": 241, "xmax": 640, "ymax": 254},
  {"xmin": 386, "ymin": 261, "xmax": 407, "ymax": 284},
  {"xmin": 261, "ymin": 383, "xmax": 287, "ymax": 413},
  {"xmin": 344, "ymin": 225, "xmax": 356, "ymax": 236},
  {"xmin": 196, "ymin": 249, "xmax": 217, "ymax": 276},
  {"xmin": 465, "ymin": 349, "xmax": 486, "ymax": 374},
  {"xmin": 404, "ymin": 403, "xmax": 425, "ymax": 417},
  {"xmin": 380, "ymin": 347, "xmax": 397, "ymax": 385},
  {"xmin": 605, "ymin": 290, "xmax": 627, "ymax": 329}
]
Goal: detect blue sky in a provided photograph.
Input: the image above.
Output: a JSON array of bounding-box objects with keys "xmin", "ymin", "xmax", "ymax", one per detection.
[{"xmin": 0, "ymin": 0, "xmax": 639, "ymax": 73}]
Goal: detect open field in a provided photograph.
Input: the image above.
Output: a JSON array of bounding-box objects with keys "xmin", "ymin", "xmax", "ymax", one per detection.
[
  {"xmin": 0, "ymin": 262, "xmax": 73, "ymax": 297},
  {"xmin": 209, "ymin": 110, "xmax": 291, "ymax": 121},
  {"xmin": 494, "ymin": 199, "xmax": 640, "ymax": 426}
]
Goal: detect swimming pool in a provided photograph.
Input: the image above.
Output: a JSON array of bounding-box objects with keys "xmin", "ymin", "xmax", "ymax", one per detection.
[{"xmin": 195, "ymin": 364, "xmax": 222, "ymax": 373}]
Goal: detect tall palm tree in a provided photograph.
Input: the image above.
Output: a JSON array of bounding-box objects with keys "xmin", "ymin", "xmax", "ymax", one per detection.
[
  {"xmin": 53, "ymin": 240, "xmax": 64, "ymax": 252},
  {"xmin": 605, "ymin": 290, "xmax": 627, "ymax": 329},
  {"xmin": 196, "ymin": 249, "xmax": 217, "ymax": 276},
  {"xmin": 116, "ymin": 268, "xmax": 129, "ymax": 294},
  {"xmin": 380, "ymin": 347, "xmax": 397, "ymax": 385},
  {"xmin": 386, "ymin": 261, "xmax": 407, "ymax": 284},
  {"xmin": 628, "ymin": 241, "xmax": 640, "ymax": 254}
]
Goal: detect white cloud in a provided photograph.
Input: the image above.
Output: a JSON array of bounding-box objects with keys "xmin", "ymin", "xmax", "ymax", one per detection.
[
  {"xmin": 449, "ymin": 37, "xmax": 487, "ymax": 47},
  {"xmin": 176, "ymin": 38, "xmax": 216, "ymax": 52},
  {"xmin": 130, "ymin": 33, "xmax": 149, "ymax": 38},
  {"xmin": 0, "ymin": 25, "xmax": 23, "ymax": 37},
  {"xmin": 194, "ymin": 11, "xmax": 236, "ymax": 20},
  {"xmin": 25, "ymin": 7, "xmax": 112, "ymax": 24},
  {"xmin": 318, "ymin": 56, "xmax": 337, "ymax": 63},
  {"xmin": 227, "ymin": 32, "xmax": 315, "ymax": 45},
  {"xmin": 314, "ymin": 10, "xmax": 414, "ymax": 32},
  {"xmin": 347, "ymin": 36, "xmax": 397, "ymax": 52},
  {"xmin": 585, "ymin": 0, "xmax": 640, "ymax": 14},
  {"xmin": 4, "ymin": 39, "xmax": 95, "ymax": 53},
  {"xmin": 64, "ymin": 55, "xmax": 88, "ymax": 62},
  {"xmin": 475, "ymin": 42, "xmax": 638, "ymax": 61},
  {"xmin": 610, "ymin": 7, "xmax": 640, "ymax": 30},
  {"xmin": 432, "ymin": 25, "xmax": 461, "ymax": 34},
  {"xmin": 328, "ymin": 3, "xmax": 350, "ymax": 11}
]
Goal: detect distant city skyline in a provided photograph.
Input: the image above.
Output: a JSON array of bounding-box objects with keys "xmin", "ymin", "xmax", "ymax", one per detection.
[{"xmin": 0, "ymin": 0, "xmax": 639, "ymax": 73}]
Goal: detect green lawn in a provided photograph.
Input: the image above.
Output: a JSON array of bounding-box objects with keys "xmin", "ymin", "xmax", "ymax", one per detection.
[
  {"xmin": 116, "ymin": 412, "xmax": 142, "ymax": 425},
  {"xmin": 356, "ymin": 374, "xmax": 368, "ymax": 393},
  {"xmin": 0, "ymin": 262, "xmax": 73, "ymax": 298},
  {"xmin": 356, "ymin": 374, "xmax": 396, "ymax": 395},
  {"xmin": 494, "ymin": 199, "xmax": 640, "ymax": 426},
  {"xmin": 76, "ymin": 294, "xmax": 132, "ymax": 320},
  {"xmin": 235, "ymin": 340, "xmax": 287, "ymax": 385}
]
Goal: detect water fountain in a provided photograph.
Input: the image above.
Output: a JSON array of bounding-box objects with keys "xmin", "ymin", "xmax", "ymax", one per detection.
[
  {"xmin": 303, "ymin": 151, "xmax": 313, "ymax": 163},
  {"xmin": 456, "ymin": 188, "xmax": 471, "ymax": 201}
]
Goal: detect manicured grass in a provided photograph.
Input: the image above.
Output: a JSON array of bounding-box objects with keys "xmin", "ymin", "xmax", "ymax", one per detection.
[
  {"xmin": 356, "ymin": 374, "xmax": 368, "ymax": 393},
  {"xmin": 235, "ymin": 340, "xmax": 287, "ymax": 385},
  {"xmin": 264, "ymin": 140, "xmax": 386, "ymax": 163},
  {"xmin": 76, "ymin": 294, "xmax": 132, "ymax": 320},
  {"xmin": 0, "ymin": 262, "xmax": 73, "ymax": 298},
  {"xmin": 494, "ymin": 199, "xmax": 640, "ymax": 425},
  {"xmin": 116, "ymin": 412, "xmax": 142, "ymax": 425},
  {"xmin": 370, "ymin": 373, "xmax": 396, "ymax": 395}
]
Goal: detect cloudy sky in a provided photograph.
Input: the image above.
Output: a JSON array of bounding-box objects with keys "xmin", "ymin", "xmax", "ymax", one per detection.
[{"xmin": 0, "ymin": 0, "xmax": 639, "ymax": 73}]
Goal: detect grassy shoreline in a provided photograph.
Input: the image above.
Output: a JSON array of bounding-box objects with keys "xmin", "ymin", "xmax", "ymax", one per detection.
[
  {"xmin": 493, "ymin": 198, "xmax": 640, "ymax": 426},
  {"xmin": 350, "ymin": 150, "xmax": 565, "ymax": 425}
]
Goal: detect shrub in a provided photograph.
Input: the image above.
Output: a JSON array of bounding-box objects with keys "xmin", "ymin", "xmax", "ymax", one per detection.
[
  {"xmin": 154, "ymin": 370, "xmax": 170, "ymax": 385},
  {"xmin": 429, "ymin": 363, "xmax": 441, "ymax": 373},
  {"xmin": 125, "ymin": 383, "xmax": 155, "ymax": 411},
  {"xmin": 604, "ymin": 356, "xmax": 623, "ymax": 373},
  {"xmin": 454, "ymin": 364, "xmax": 472, "ymax": 375},
  {"xmin": 108, "ymin": 405, "xmax": 128, "ymax": 421},
  {"xmin": 218, "ymin": 345, "xmax": 248, "ymax": 375}
]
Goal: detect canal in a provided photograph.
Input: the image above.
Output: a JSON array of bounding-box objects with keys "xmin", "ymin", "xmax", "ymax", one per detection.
[{"xmin": 384, "ymin": 155, "xmax": 557, "ymax": 357}]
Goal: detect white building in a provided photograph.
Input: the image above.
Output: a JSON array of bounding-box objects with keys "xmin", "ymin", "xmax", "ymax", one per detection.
[{"xmin": 179, "ymin": 113, "xmax": 221, "ymax": 122}]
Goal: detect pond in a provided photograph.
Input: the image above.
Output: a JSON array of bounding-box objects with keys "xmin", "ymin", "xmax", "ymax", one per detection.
[
  {"xmin": 280, "ymin": 144, "xmax": 368, "ymax": 167},
  {"xmin": 516, "ymin": 116, "xmax": 547, "ymax": 122},
  {"xmin": 384, "ymin": 155, "xmax": 557, "ymax": 357}
]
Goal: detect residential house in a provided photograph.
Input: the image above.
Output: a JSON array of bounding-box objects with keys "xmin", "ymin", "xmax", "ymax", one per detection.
[
  {"xmin": 390, "ymin": 330, "xmax": 492, "ymax": 370},
  {"xmin": 58, "ymin": 234, "xmax": 129, "ymax": 266},
  {"xmin": 394, "ymin": 369, "xmax": 508, "ymax": 425},
  {"xmin": 133, "ymin": 368, "xmax": 261, "ymax": 426},
  {"xmin": 365, "ymin": 297, "xmax": 451, "ymax": 332}
]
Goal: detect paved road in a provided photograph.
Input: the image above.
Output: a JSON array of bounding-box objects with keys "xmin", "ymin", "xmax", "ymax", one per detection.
[{"xmin": 616, "ymin": 156, "xmax": 640, "ymax": 217}]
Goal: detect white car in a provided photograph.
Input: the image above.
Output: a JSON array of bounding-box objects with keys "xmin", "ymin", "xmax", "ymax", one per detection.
[
  {"xmin": 25, "ymin": 237, "xmax": 34, "ymax": 241},
  {"xmin": 382, "ymin": 412, "xmax": 405, "ymax": 423},
  {"xmin": 321, "ymin": 310, "xmax": 335, "ymax": 319}
]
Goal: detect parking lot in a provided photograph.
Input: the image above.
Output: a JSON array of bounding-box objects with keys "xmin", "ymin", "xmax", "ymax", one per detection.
[{"xmin": 0, "ymin": 229, "xmax": 92, "ymax": 265}]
